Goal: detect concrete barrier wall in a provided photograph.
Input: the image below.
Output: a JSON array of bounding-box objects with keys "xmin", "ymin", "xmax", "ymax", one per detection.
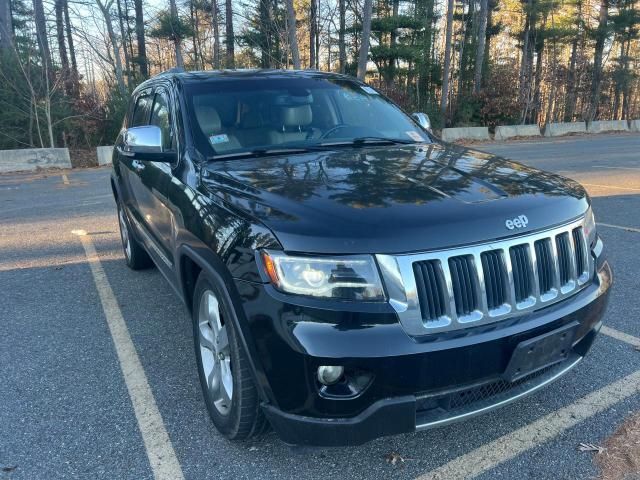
[
  {"xmin": 495, "ymin": 124, "xmax": 541, "ymax": 141},
  {"xmin": 441, "ymin": 127, "xmax": 490, "ymax": 142},
  {"xmin": 587, "ymin": 120, "xmax": 630, "ymax": 134},
  {"xmin": 97, "ymin": 146, "xmax": 114, "ymax": 166},
  {"xmin": 630, "ymin": 120, "xmax": 640, "ymax": 132},
  {"xmin": 543, "ymin": 122, "xmax": 587, "ymax": 137},
  {"xmin": 0, "ymin": 148, "xmax": 71, "ymax": 173}
]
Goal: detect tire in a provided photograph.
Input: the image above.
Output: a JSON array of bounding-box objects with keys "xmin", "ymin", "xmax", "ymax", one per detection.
[
  {"xmin": 117, "ymin": 202, "xmax": 153, "ymax": 270},
  {"xmin": 192, "ymin": 272, "xmax": 268, "ymax": 440}
]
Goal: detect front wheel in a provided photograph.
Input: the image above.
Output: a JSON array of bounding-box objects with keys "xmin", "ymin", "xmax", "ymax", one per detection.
[
  {"xmin": 192, "ymin": 272, "xmax": 268, "ymax": 440},
  {"xmin": 117, "ymin": 203, "xmax": 152, "ymax": 270}
]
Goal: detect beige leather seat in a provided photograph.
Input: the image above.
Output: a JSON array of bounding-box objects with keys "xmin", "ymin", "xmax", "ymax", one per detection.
[
  {"xmin": 268, "ymin": 105, "xmax": 317, "ymax": 144},
  {"xmin": 194, "ymin": 105, "xmax": 241, "ymax": 153}
]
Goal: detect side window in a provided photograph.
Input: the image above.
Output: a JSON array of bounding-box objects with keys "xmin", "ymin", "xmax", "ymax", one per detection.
[
  {"xmin": 131, "ymin": 93, "xmax": 153, "ymax": 127},
  {"xmin": 150, "ymin": 92, "xmax": 172, "ymax": 150}
]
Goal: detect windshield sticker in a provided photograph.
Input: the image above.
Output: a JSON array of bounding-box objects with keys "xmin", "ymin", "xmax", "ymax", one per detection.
[
  {"xmin": 209, "ymin": 134, "xmax": 229, "ymax": 145},
  {"xmin": 361, "ymin": 86, "xmax": 379, "ymax": 95},
  {"xmin": 406, "ymin": 131, "xmax": 424, "ymax": 141}
]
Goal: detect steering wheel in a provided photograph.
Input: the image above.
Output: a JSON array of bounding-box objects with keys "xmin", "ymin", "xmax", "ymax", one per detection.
[{"xmin": 320, "ymin": 124, "xmax": 351, "ymax": 139}]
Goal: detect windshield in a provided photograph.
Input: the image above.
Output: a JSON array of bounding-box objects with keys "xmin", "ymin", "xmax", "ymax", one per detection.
[{"xmin": 184, "ymin": 76, "xmax": 430, "ymax": 157}]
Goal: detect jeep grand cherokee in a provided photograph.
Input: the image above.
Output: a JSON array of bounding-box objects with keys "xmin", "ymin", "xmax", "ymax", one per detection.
[{"xmin": 110, "ymin": 69, "xmax": 612, "ymax": 446}]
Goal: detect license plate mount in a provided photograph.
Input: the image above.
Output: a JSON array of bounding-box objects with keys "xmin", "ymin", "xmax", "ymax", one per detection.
[{"xmin": 503, "ymin": 322, "xmax": 578, "ymax": 382}]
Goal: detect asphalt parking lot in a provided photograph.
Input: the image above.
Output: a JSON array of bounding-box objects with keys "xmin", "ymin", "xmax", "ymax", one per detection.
[{"xmin": 1, "ymin": 133, "xmax": 639, "ymax": 480}]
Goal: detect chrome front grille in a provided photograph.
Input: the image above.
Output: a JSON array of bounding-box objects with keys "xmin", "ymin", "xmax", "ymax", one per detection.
[{"xmin": 377, "ymin": 218, "xmax": 594, "ymax": 336}]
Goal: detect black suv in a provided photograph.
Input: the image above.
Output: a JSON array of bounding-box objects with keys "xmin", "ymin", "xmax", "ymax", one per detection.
[{"xmin": 111, "ymin": 69, "xmax": 612, "ymax": 446}]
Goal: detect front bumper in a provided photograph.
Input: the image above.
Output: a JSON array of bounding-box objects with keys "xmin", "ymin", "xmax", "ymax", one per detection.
[{"xmin": 236, "ymin": 253, "xmax": 612, "ymax": 446}]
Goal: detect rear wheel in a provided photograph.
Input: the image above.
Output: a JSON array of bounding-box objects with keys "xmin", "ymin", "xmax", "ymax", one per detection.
[
  {"xmin": 193, "ymin": 272, "xmax": 268, "ymax": 440},
  {"xmin": 117, "ymin": 203, "xmax": 152, "ymax": 270}
]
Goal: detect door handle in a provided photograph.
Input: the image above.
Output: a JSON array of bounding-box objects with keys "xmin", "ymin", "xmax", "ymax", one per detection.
[{"xmin": 131, "ymin": 159, "xmax": 145, "ymax": 173}]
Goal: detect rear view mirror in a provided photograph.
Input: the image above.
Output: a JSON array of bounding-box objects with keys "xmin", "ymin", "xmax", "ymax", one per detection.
[
  {"xmin": 412, "ymin": 112, "xmax": 432, "ymax": 133},
  {"xmin": 118, "ymin": 126, "xmax": 176, "ymax": 162}
]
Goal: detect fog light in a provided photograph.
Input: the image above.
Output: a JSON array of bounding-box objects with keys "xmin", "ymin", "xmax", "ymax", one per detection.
[{"xmin": 317, "ymin": 365, "xmax": 344, "ymax": 385}]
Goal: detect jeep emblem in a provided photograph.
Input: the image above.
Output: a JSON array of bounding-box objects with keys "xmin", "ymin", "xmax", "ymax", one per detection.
[{"xmin": 505, "ymin": 215, "xmax": 529, "ymax": 230}]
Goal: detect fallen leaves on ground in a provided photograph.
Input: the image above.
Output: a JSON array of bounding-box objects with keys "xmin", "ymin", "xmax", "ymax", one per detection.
[
  {"xmin": 596, "ymin": 411, "xmax": 640, "ymax": 480},
  {"xmin": 385, "ymin": 451, "xmax": 413, "ymax": 467}
]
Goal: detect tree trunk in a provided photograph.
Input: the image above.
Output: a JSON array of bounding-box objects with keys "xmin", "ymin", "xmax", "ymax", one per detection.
[
  {"xmin": 169, "ymin": 0, "xmax": 184, "ymax": 68},
  {"xmin": 116, "ymin": 0, "xmax": 132, "ymax": 84},
  {"xmin": 310, "ymin": 0, "xmax": 317, "ymax": 69},
  {"xmin": 0, "ymin": 0, "xmax": 13, "ymax": 51},
  {"xmin": 338, "ymin": 0, "xmax": 346, "ymax": 73},
  {"xmin": 285, "ymin": 0, "xmax": 300, "ymax": 68},
  {"xmin": 97, "ymin": 0, "xmax": 127, "ymax": 96},
  {"xmin": 440, "ymin": 0, "xmax": 454, "ymax": 119},
  {"xmin": 63, "ymin": 0, "xmax": 79, "ymax": 91},
  {"xmin": 190, "ymin": 1, "xmax": 200, "ymax": 69},
  {"xmin": 225, "ymin": 0, "xmax": 235, "ymax": 68},
  {"xmin": 356, "ymin": 0, "xmax": 372, "ymax": 80},
  {"xmin": 134, "ymin": 0, "xmax": 148, "ymax": 77},
  {"xmin": 33, "ymin": 0, "xmax": 53, "ymax": 75},
  {"xmin": 589, "ymin": 0, "xmax": 608, "ymax": 120},
  {"xmin": 473, "ymin": 0, "xmax": 488, "ymax": 94},
  {"xmin": 211, "ymin": 0, "xmax": 221, "ymax": 69},
  {"xmin": 54, "ymin": 0, "xmax": 70, "ymax": 93},
  {"xmin": 564, "ymin": 37, "xmax": 578, "ymax": 121}
]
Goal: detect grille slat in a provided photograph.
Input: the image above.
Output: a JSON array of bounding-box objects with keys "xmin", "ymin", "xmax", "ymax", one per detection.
[
  {"xmin": 510, "ymin": 245, "xmax": 532, "ymax": 303},
  {"xmin": 535, "ymin": 239, "xmax": 554, "ymax": 294},
  {"xmin": 482, "ymin": 251, "xmax": 507, "ymax": 310},
  {"xmin": 449, "ymin": 256, "xmax": 478, "ymax": 316},
  {"xmin": 413, "ymin": 260, "xmax": 446, "ymax": 321},
  {"xmin": 556, "ymin": 233, "xmax": 572, "ymax": 285},
  {"xmin": 573, "ymin": 227, "xmax": 586, "ymax": 276}
]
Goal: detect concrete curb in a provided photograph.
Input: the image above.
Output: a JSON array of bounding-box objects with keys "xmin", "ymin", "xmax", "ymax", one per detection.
[
  {"xmin": 587, "ymin": 120, "xmax": 629, "ymax": 134},
  {"xmin": 0, "ymin": 148, "xmax": 71, "ymax": 173},
  {"xmin": 495, "ymin": 124, "xmax": 541, "ymax": 141},
  {"xmin": 97, "ymin": 146, "xmax": 114, "ymax": 166},
  {"xmin": 442, "ymin": 127, "xmax": 490, "ymax": 142},
  {"xmin": 543, "ymin": 122, "xmax": 587, "ymax": 137}
]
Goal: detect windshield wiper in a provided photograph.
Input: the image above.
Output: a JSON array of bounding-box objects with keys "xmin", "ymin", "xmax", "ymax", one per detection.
[
  {"xmin": 207, "ymin": 147, "xmax": 313, "ymax": 161},
  {"xmin": 316, "ymin": 137, "xmax": 417, "ymax": 147}
]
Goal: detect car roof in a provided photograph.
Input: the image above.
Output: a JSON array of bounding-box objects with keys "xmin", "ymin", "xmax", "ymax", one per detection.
[{"xmin": 134, "ymin": 69, "xmax": 357, "ymax": 94}]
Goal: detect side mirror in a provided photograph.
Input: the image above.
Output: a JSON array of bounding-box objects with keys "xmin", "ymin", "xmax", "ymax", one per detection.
[
  {"xmin": 118, "ymin": 125, "xmax": 176, "ymax": 162},
  {"xmin": 412, "ymin": 112, "xmax": 432, "ymax": 133}
]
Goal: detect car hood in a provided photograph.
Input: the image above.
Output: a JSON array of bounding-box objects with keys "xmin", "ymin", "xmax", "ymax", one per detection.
[{"xmin": 200, "ymin": 143, "xmax": 589, "ymax": 254}]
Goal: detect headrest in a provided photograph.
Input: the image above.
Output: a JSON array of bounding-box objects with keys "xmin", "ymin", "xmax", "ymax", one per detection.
[
  {"xmin": 195, "ymin": 106, "xmax": 221, "ymax": 134},
  {"xmin": 276, "ymin": 105, "xmax": 312, "ymax": 127}
]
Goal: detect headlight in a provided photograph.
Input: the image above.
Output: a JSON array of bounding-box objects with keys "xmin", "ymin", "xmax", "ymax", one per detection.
[
  {"xmin": 583, "ymin": 207, "xmax": 597, "ymax": 248},
  {"xmin": 261, "ymin": 250, "xmax": 385, "ymax": 301}
]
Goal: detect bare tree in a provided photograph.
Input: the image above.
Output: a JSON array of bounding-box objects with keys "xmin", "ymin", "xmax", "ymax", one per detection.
[
  {"xmin": 473, "ymin": 0, "xmax": 488, "ymax": 94},
  {"xmin": 0, "ymin": 0, "xmax": 13, "ymax": 51},
  {"xmin": 225, "ymin": 0, "xmax": 234, "ymax": 68},
  {"xmin": 285, "ymin": 0, "xmax": 300, "ymax": 68},
  {"xmin": 134, "ymin": 0, "xmax": 148, "ymax": 77},
  {"xmin": 96, "ymin": 0, "xmax": 127, "ymax": 95},
  {"xmin": 338, "ymin": 0, "xmax": 345, "ymax": 73},
  {"xmin": 33, "ymin": 0, "xmax": 53, "ymax": 74},
  {"xmin": 211, "ymin": 0, "xmax": 221, "ymax": 69},
  {"xmin": 440, "ymin": 0, "xmax": 454, "ymax": 118},
  {"xmin": 54, "ymin": 0, "xmax": 71, "ymax": 93},
  {"xmin": 63, "ymin": 0, "xmax": 79, "ymax": 89},
  {"xmin": 310, "ymin": 0, "xmax": 317, "ymax": 68},
  {"xmin": 589, "ymin": 0, "xmax": 609, "ymax": 120},
  {"xmin": 356, "ymin": 0, "xmax": 372, "ymax": 80}
]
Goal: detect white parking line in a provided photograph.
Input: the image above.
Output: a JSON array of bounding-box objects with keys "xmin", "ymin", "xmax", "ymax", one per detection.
[
  {"xmin": 73, "ymin": 229, "xmax": 185, "ymax": 480},
  {"xmin": 601, "ymin": 326, "xmax": 640, "ymax": 348},
  {"xmin": 62, "ymin": 173, "xmax": 70, "ymax": 185},
  {"xmin": 582, "ymin": 183, "xmax": 640, "ymax": 192},
  {"xmin": 598, "ymin": 222, "xmax": 640, "ymax": 234},
  {"xmin": 416, "ymin": 368, "xmax": 640, "ymax": 480},
  {"xmin": 593, "ymin": 166, "xmax": 640, "ymax": 171}
]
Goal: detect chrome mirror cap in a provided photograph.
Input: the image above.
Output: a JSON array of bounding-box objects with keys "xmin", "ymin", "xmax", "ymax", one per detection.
[
  {"xmin": 123, "ymin": 125, "xmax": 163, "ymax": 155},
  {"xmin": 412, "ymin": 112, "xmax": 432, "ymax": 132}
]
